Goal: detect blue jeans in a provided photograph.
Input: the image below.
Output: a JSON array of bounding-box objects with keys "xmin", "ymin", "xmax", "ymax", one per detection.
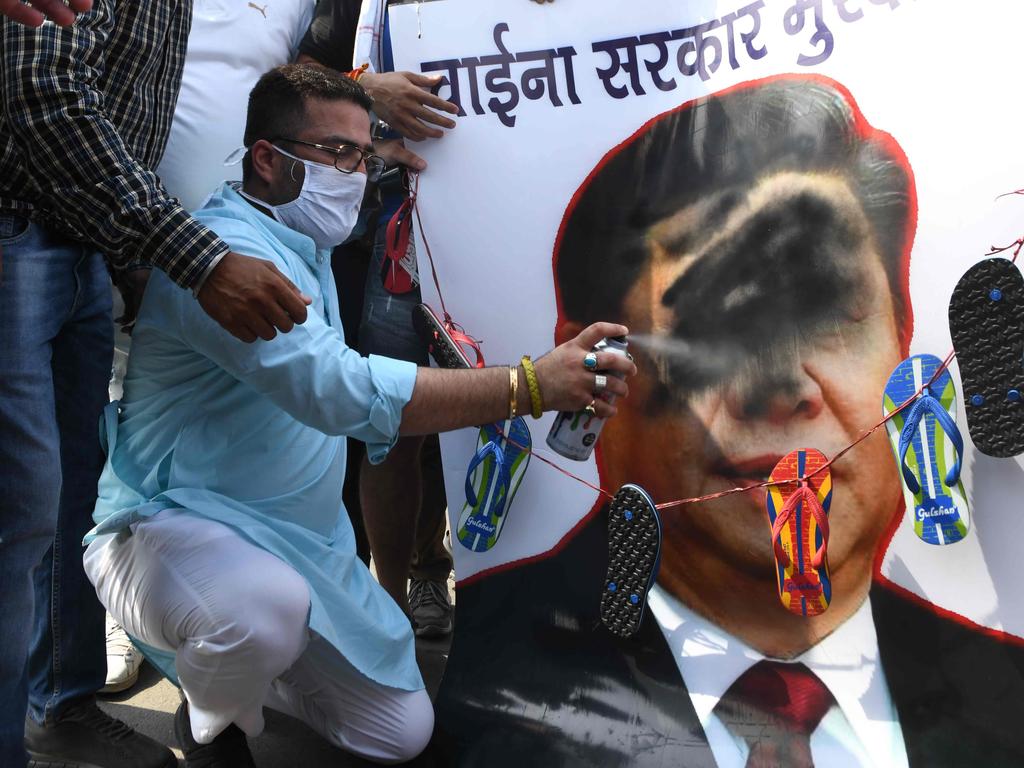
[
  {"xmin": 358, "ymin": 218, "xmax": 428, "ymax": 366},
  {"xmin": 0, "ymin": 215, "xmax": 112, "ymax": 766}
]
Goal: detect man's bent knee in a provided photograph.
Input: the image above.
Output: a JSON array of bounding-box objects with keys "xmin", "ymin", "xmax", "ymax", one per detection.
[
  {"xmin": 383, "ymin": 689, "xmax": 433, "ymax": 764},
  {"xmin": 331, "ymin": 688, "xmax": 434, "ymax": 764},
  {"xmin": 233, "ymin": 565, "xmax": 311, "ymax": 676},
  {"xmin": 177, "ymin": 554, "xmax": 311, "ymax": 688}
]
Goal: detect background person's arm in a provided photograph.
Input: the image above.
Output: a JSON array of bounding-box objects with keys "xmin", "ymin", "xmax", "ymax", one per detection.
[
  {"xmin": 359, "ymin": 0, "xmax": 556, "ymax": 140},
  {"xmin": 355, "ymin": 0, "xmax": 556, "ymax": 140},
  {"xmin": 0, "ymin": 5, "xmax": 308, "ymax": 340},
  {"xmin": 358, "ymin": 71, "xmax": 458, "ymax": 142},
  {"xmin": 298, "ymin": 0, "xmax": 555, "ymax": 168},
  {"xmin": 0, "ymin": 0, "xmax": 91, "ymax": 27},
  {"xmin": 296, "ymin": 0, "xmax": 457, "ymax": 170}
]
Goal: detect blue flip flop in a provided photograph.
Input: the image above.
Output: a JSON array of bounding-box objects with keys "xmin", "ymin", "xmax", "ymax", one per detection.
[
  {"xmin": 456, "ymin": 417, "xmax": 532, "ymax": 553},
  {"xmin": 883, "ymin": 354, "xmax": 970, "ymax": 545}
]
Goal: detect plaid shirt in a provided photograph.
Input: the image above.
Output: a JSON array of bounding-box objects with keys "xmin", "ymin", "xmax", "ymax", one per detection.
[{"xmin": 0, "ymin": 1, "xmax": 229, "ymax": 289}]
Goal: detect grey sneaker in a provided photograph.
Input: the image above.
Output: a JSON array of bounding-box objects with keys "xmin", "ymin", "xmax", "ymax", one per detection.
[{"xmin": 409, "ymin": 577, "xmax": 453, "ymax": 638}]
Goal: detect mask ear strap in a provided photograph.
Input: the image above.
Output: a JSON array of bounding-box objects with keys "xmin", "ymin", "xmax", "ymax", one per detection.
[
  {"xmin": 222, "ymin": 146, "xmax": 246, "ymax": 167},
  {"xmin": 268, "ymin": 144, "xmax": 304, "ymax": 184}
]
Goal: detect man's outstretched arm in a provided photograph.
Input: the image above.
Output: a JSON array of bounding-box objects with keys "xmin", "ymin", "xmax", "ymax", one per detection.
[
  {"xmin": 399, "ymin": 322, "xmax": 632, "ymax": 435},
  {"xmin": 178, "ymin": 250, "xmax": 632, "ymax": 453}
]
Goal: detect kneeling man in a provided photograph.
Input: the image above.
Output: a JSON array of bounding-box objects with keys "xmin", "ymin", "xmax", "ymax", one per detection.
[{"xmin": 82, "ymin": 64, "xmax": 633, "ymax": 766}]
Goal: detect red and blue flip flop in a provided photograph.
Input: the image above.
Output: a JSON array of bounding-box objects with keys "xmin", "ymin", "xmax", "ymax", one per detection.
[{"xmin": 765, "ymin": 449, "xmax": 833, "ymax": 617}]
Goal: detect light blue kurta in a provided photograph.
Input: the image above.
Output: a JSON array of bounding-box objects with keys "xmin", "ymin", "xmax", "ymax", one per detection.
[{"xmin": 85, "ymin": 183, "xmax": 423, "ymax": 692}]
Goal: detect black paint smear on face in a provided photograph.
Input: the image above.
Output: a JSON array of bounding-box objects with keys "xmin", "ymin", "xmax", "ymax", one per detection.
[{"xmin": 655, "ymin": 185, "xmax": 871, "ymax": 397}]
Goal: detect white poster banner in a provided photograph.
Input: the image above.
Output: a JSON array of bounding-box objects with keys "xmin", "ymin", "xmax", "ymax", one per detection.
[{"xmin": 390, "ymin": 0, "xmax": 1024, "ymax": 642}]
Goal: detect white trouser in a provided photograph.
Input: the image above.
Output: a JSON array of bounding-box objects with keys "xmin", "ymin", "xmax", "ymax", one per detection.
[{"xmin": 83, "ymin": 511, "xmax": 433, "ymax": 764}]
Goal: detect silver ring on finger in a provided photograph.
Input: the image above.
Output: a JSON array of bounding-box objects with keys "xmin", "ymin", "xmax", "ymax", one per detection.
[
  {"xmin": 593, "ymin": 374, "xmax": 608, "ymax": 396},
  {"xmin": 583, "ymin": 351, "xmax": 599, "ymax": 370}
]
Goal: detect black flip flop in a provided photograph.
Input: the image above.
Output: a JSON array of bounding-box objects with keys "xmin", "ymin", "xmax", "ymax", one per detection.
[
  {"xmin": 948, "ymin": 257, "xmax": 1024, "ymax": 457},
  {"xmin": 412, "ymin": 303, "xmax": 474, "ymax": 370},
  {"xmin": 600, "ymin": 484, "xmax": 662, "ymax": 639}
]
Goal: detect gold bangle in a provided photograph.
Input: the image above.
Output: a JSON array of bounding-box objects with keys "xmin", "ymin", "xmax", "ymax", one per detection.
[
  {"xmin": 521, "ymin": 355, "xmax": 543, "ymax": 419},
  {"xmin": 508, "ymin": 364, "xmax": 518, "ymax": 420}
]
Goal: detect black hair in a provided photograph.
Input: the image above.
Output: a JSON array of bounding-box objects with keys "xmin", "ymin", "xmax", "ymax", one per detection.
[
  {"xmin": 242, "ymin": 63, "xmax": 372, "ymax": 179},
  {"xmin": 554, "ymin": 76, "xmax": 915, "ymax": 347}
]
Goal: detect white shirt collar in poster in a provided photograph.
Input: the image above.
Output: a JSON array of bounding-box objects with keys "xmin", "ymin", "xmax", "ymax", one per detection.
[
  {"xmin": 648, "ymin": 585, "xmax": 909, "ymax": 768},
  {"xmin": 156, "ymin": 0, "xmax": 315, "ymax": 212}
]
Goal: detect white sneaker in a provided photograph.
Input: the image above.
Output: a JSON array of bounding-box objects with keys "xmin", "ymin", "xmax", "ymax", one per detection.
[{"xmin": 100, "ymin": 613, "xmax": 143, "ymax": 694}]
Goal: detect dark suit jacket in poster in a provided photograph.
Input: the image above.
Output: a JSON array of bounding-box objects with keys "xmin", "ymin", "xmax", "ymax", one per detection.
[{"xmin": 434, "ymin": 508, "xmax": 1024, "ymax": 767}]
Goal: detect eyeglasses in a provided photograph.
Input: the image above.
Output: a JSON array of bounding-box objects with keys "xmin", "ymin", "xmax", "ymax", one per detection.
[{"xmin": 274, "ymin": 137, "xmax": 386, "ymax": 182}]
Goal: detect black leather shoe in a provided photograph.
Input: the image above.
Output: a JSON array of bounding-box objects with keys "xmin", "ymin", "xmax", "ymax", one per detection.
[
  {"xmin": 25, "ymin": 696, "xmax": 176, "ymax": 768},
  {"xmin": 174, "ymin": 702, "xmax": 256, "ymax": 768}
]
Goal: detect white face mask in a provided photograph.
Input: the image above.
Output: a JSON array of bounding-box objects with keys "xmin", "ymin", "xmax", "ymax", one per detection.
[{"xmin": 240, "ymin": 145, "xmax": 366, "ymax": 250}]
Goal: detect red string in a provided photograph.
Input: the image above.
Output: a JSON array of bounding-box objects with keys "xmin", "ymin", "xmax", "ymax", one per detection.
[
  {"xmin": 497, "ymin": 426, "xmax": 615, "ymax": 501},
  {"xmin": 987, "ymin": 237, "xmax": 1024, "ymax": 262},
  {"xmin": 795, "ymin": 348, "xmax": 955, "ymax": 483},
  {"xmin": 410, "ymin": 183, "xmax": 1024, "ymax": 512},
  {"xmin": 408, "ymin": 173, "xmax": 487, "ymax": 367},
  {"xmin": 409, "ymin": 173, "xmax": 452, "ymax": 324},
  {"xmin": 491, "ymin": 351, "xmax": 952, "ymax": 512}
]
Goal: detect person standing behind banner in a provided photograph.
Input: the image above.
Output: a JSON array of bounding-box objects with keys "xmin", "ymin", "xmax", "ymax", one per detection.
[
  {"xmin": 100, "ymin": 0, "xmax": 317, "ymax": 697},
  {"xmin": 298, "ymin": 0, "xmax": 461, "ymax": 636},
  {"xmin": 0, "ymin": 5, "xmax": 312, "ymax": 768},
  {"xmin": 299, "ymin": 0, "xmax": 556, "ymax": 634}
]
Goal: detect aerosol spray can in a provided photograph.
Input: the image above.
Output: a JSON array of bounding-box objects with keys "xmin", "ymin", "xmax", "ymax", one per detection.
[{"xmin": 546, "ymin": 336, "xmax": 630, "ymax": 461}]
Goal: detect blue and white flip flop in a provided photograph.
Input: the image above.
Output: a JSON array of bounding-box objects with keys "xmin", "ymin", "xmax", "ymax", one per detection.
[
  {"xmin": 883, "ymin": 354, "xmax": 970, "ymax": 545},
  {"xmin": 456, "ymin": 417, "xmax": 532, "ymax": 553}
]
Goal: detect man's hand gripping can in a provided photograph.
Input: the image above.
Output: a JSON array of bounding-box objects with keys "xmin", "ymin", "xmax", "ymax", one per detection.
[{"xmin": 546, "ymin": 336, "xmax": 630, "ymax": 461}]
